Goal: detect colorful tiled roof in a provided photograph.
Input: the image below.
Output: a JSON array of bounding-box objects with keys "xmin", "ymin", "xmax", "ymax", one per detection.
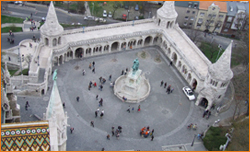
[
  {"xmin": 199, "ymin": 1, "xmax": 227, "ymax": 13},
  {"xmin": 1, "ymin": 121, "xmax": 50, "ymax": 151}
]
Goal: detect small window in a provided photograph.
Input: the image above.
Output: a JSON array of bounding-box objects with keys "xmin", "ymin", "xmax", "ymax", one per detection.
[
  {"xmin": 227, "ymin": 16, "xmax": 233, "ymax": 22},
  {"xmin": 212, "ymin": 7, "xmax": 215, "ymax": 10},
  {"xmin": 183, "ymin": 22, "xmax": 187, "ymax": 26},
  {"xmin": 219, "ymin": 15, "xmax": 224, "ymax": 18},
  {"xmin": 223, "ymin": 29, "xmax": 228, "ymax": 32},
  {"xmin": 185, "ymin": 16, "xmax": 189, "ymax": 20},
  {"xmin": 187, "ymin": 10, "xmax": 190, "ymax": 13},
  {"xmin": 212, "ymin": 14, "xmax": 216, "ymax": 18},
  {"xmin": 200, "ymin": 12, "xmax": 205, "ymax": 17},
  {"xmin": 208, "ymin": 14, "xmax": 212, "ymax": 17},
  {"xmin": 190, "ymin": 17, "xmax": 194, "ymax": 20},
  {"xmin": 192, "ymin": 11, "xmax": 196, "ymax": 14},
  {"xmin": 194, "ymin": 3, "xmax": 198, "ymax": 8},
  {"xmin": 189, "ymin": 23, "xmax": 192, "ymax": 26}
]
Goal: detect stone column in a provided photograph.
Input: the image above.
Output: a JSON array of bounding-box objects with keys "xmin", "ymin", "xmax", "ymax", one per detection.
[{"xmin": 57, "ymin": 57, "xmax": 60, "ymax": 66}]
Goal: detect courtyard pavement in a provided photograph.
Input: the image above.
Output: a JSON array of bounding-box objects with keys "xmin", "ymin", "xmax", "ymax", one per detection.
[{"xmin": 17, "ymin": 46, "xmax": 235, "ymax": 151}]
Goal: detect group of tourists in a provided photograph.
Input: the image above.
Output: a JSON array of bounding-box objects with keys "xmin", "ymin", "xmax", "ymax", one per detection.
[
  {"xmin": 139, "ymin": 126, "xmax": 154, "ymax": 140},
  {"xmin": 160, "ymin": 80, "xmax": 174, "ymax": 94}
]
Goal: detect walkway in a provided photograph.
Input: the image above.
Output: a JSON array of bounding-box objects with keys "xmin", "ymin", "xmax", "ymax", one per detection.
[{"xmin": 16, "ymin": 46, "xmax": 235, "ymax": 151}]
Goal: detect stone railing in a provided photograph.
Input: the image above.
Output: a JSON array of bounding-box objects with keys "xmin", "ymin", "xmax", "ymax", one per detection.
[
  {"xmin": 68, "ymin": 29, "xmax": 161, "ymax": 47},
  {"xmin": 160, "ymin": 28, "xmax": 206, "ymax": 81},
  {"xmin": 174, "ymin": 26, "xmax": 211, "ymax": 65},
  {"xmin": 53, "ymin": 43, "xmax": 69, "ymax": 55},
  {"xmin": 62, "ymin": 19, "xmax": 154, "ymax": 36}
]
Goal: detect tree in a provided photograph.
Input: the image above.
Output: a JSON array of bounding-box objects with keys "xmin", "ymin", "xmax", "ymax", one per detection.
[
  {"xmin": 25, "ymin": 54, "xmax": 32, "ymax": 69},
  {"xmin": 76, "ymin": 1, "xmax": 86, "ymax": 14},
  {"xmin": 188, "ymin": 29, "xmax": 202, "ymax": 43},
  {"xmin": 112, "ymin": 1, "xmax": 121, "ymax": 18}
]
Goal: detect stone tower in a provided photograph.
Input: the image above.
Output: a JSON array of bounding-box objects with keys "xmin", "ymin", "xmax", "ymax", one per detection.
[
  {"xmin": 45, "ymin": 69, "xmax": 68, "ymax": 151},
  {"xmin": 156, "ymin": 1, "xmax": 178, "ymax": 28},
  {"xmin": 40, "ymin": 1, "xmax": 64, "ymax": 48},
  {"xmin": 196, "ymin": 41, "xmax": 234, "ymax": 109}
]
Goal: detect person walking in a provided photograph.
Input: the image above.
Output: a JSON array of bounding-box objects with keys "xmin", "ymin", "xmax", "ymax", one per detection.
[
  {"xmin": 121, "ymin": 70, "xmax": 124, "ymax": 75},
  {"xmin": 164, "ymin": 82, "xmax": 167, "ymax": 88},
  {"xmin": 76, "ymin": 96, "xmax": 79, "ymax": 102},
  {"xmin": 90, "ymin": 121, "xmax": 94, "ymax": 127},
  {"xmin": 92, "ymin": 68, "xmax": 95, "ymax": 73},
  {"xmin": 116, "ymin": 133, "xmax": 120, "ymax": 139},
  {"xmin": 97, "ymin": 108, "xmax": 100, "ymax": 114},
  {"xmin": 96, "ymin": 95, "xmax": 99, "ymax": 100},
  {"xmin": 132, "ymin": 107, "xmax": 134, "ymax": 112},
  {"xmin": 99, "ymin": 98, "xmax": 103, "ymax": 107},
  {"xmin": 99, "ymin": 84, "xmax": 103, "ymax": 91},
  {"xmin": 109, "ymin": 75, "xmax": 112, "ymax": 81},
  {"xmin": 138, "ymin": 105, "xmax": 141, "ymax": 112},
  {"xmin": 92, "ymin": 61, "xmax": 95, "ymax": 67},
  {"xmin": 95, "ymin": 110, "xmax": 98, "ymax": 118},
  {"xmin": 89, "ymin": 62, "xmax": 92, "ymax": 69},
  {"xmin": 151, "ymin": 135, "xmax": 154, "ymax": 141},
  {"xmin": 160, "ymin": 80, "xmax": 163, "ymax": 86},
  {"xmin": 127, "ymin": 105, "xmax": 131, "ymax": 113},
  {"xmin": 150, "ymin": 129, "xmax": 154, "ymax": 136},
  {"xmin": 25, "ymin": 101, "xmax": 30, "ymax": 110},
  {"xmin": 101, "ymin": 148, "xmax": 105, "ymax": 151},
  {"xmin": 62, "ymin": 102, "xmax": 65, "ymax": 108},
  {"xmin": 99, "ymin": 77, "xmax": 102, "ymax": 83},
  {"xmin": 112, "ymin": 126, "xmax": 115, "ymax": 136},
  {"xmin": 107, "ymin": 134, "xmax": 110, "ymax": 140},
  {"xmin": 100, "ymin": 110, "xmax": 104, "ymax": 118},
  {"xmin": 170, "ymin": 88, "xmax": 174, "ymax": 93},
  {"xmin": 70, "ymin": 127, "xmax": 74, "ymax": 134}
]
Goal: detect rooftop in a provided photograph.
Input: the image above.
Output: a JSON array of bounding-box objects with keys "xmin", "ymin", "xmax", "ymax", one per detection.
[{"xmin": 199, "ymin": 1, "xmax": 227, "ymax": 13}]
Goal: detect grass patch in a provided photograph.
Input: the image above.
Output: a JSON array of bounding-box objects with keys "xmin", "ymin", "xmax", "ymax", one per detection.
[
  {"xmin": 199, "ymin": 42, "xmax": 225, "ymax": 63},
  {"xmin": 1, "ymin": 15, "xmax": 24, "ymax": 24},
  {"xmin": 8, "ymin": 69, "xmax": 19, "ymax": 76},
  {"xmin": 1, "ymin": 26, "xmax": 22, "ymax": 33},
  {"xmin": 203, "ymin": 126, "xmax": 227, "ymax": 151},
  {"xmin": 20, "ymin": 69, "xmax": 29, "ymax": 75}
]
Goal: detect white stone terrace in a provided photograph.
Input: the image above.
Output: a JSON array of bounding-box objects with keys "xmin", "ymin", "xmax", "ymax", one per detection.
[{"xmin": 62, "ymin": 19, "xmax": 210, "ymax": 77}]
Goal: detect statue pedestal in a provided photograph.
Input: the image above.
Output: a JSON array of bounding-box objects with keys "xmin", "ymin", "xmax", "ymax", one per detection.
[{"xmin": 114, "ymin": 68, "xmax": 150, "ymax": 103}]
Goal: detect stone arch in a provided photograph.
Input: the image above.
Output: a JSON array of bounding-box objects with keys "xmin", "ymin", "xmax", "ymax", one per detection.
[
  {"xmin": 54, "ymin": 56, "xmax": 58, "ymax": 66},
  {"xmin": 59, "ymin": 55, "xmax": 63, "ymax": 64},
  {"xmin": 137, "ymin": 39, "xmax": 143, "ymax": 46},
  {"xmin": 187, "ymin": 73, "xmax": 192, "ymax": 83},
  {"xmin": 45, "ymin": 38, "xmax": 49, "ymax": 46},
  {"xmin": 170, "ymin": 21, "xmax": 174, "ymax": 28},
  {"xmin": 58, "ymin": 37, "xmax": 61, "ymax": 45},
  {"xmin": 163, "ymin": 41, "xmax": 168, "ymax": 49},
  {"xmin": 178, "ymin": 61, "xmax": 182, "ymax": 69},
  {"xmin": 182, "ymin": 65, "xmax": 187, "ymax": 74},
  {"xmin": 104, "ymin": 45, "xmax": 109, "ymax": 51},
  {"xmin": 111, "ymin": 42, "xmax": 119, "ymax": 51},
  {"xmin": 70, "ymin": 51, "xmax": 73, "ymax": 58},
  {"xmin": 41, "ymin": 89, "xmax": 45, "ymax": 95},
  {"xmin": 167, "ymin": 48, "xmax": 171, "ymax": 56},
  {"xmin": 153, "ymin": 36, "xmax": 159, "ymax": 44},
  {"xmin": 121, "ymin": 42, "xmax": 126, "ymax": 50},
  {"xmin": 86, "ymin": 48, "xmax": 91, "ymax": 55},
  {"xmin": 199, "ymin": 98, "xmax": 208, "ymax": 108},
  {"xmin": 67, "ymin": 52, "xmax": 70, "ymax": 57},
  {"xmin": 75, "ymin": 48, "xmax": 83, "ymax": 58},
  {"xmin": 167, "ymin": 21, "xmax": 170, "ymax": 28},
  {"xmin": 158, "ymin": 19, "xmax": 161, "ymax": 26},
  {"xmin": 53, "ymin": 38, "xmax": 57, "ymax": 47},
  {"xmin": 144, "ymin": 36, "xmax": 152, "ymax": 46},
  {"xmin": 159, "ymin": 37, "xmax": 162, "ymax": 43},
  {"xmin": 171, "ymin": 52, "xmax": 177, "ymax": 65},
  {"xmin": 192, "ymin": 78, "xmax": 197, "ymax": 90},
  {"xmin": 99, "ymin": 46, "xmax": 102, "ymax": 52}
]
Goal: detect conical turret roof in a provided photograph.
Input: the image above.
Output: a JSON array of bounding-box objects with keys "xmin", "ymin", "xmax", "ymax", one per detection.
[
  {"xmin": 157, "ymin": 1, "xmax": 178, "ymax": 19},
  {"xmin": 208, "ymin": 41, "xmax": 233, "ymax": 80},
  {"xmin": 46, "ymin": 70, "xmax": 65, "ymax": 126},
  {"xmin": 40, "ymin": 1, "xmax": 64, "ymax": 36}
]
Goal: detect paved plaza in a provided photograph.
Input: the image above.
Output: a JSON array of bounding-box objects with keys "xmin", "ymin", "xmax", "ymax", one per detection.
[{"xmin": 17, "ymin": 46, "xmax": 233, "ymax": 151}]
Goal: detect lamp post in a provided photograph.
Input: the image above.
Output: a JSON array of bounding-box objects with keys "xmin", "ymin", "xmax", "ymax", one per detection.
[
  {"xmin": 191, "ymin": 134, "xmax": 196, "ymax": 146},
  {"xmin": 92, "ymin": 2, "xmax": 94, "ymax": 16},
  {"xmin": 126, "ymin": 10, "xmax": 130, "ymax": 22},
  {"xmin": 215, "ymin": 44, "xmax": 222, "ymax": 61}
]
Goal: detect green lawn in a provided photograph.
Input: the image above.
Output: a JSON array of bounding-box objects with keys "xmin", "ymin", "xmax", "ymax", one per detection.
[
  {"xmin": 199, "ymin": 42, "xmax": 225, "ymax": 63},
  {"xmin": 8, "ymin": 69, "xmax": 19, "ymax": 76},
  {"xmin": 1, "ymin": 15, "xmax": 24, "ymax": 24},
  {"xmin": 203, "ymin": 126, "xmax": 228, "ymax": 151},
  {"xmin": 1, "ymin": 26, "xmax": 22, "ymax": 33}
]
